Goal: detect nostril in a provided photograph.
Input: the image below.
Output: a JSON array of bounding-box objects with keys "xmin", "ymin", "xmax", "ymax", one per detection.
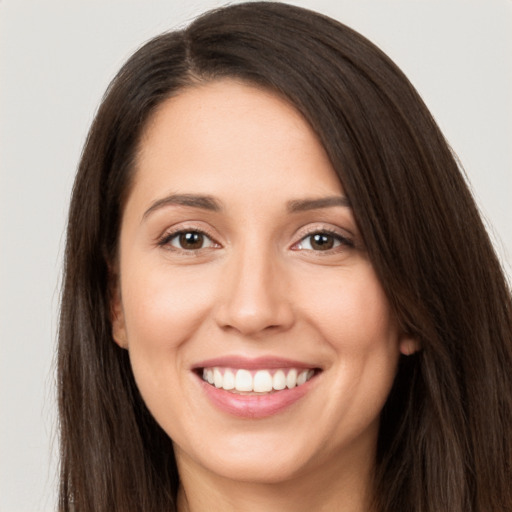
[{"xmin": 215, "ymin": 303, "xmax": 295, "ymax": 337}]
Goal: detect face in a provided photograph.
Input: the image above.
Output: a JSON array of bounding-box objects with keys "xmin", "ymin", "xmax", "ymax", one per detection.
[{"xmin": 112, "ymin": 80, "xmax": 411, "ymax": 485}]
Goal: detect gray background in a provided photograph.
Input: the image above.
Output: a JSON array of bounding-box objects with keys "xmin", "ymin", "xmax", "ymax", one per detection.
[{"xmin": 1, "ymin": 1, "xmax": 511, "ymax": 510}]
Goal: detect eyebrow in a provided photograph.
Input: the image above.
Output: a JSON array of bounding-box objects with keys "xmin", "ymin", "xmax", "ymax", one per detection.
[
  {"xmin": 142, "ymin": 193, "xmax": 351, "ymax": 220},
  {"xmin": 142, "ymin": 193, "xmax": 221, "ymax": 220},
  {"xmin": 287, "ymin": 196, "xmax": 351, "ymax": 212}
]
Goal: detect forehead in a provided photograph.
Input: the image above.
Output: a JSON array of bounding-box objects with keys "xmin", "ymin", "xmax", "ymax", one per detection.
[{"xmin": 132, "ymin": 79, "xmax": 343, "ymax": 204}]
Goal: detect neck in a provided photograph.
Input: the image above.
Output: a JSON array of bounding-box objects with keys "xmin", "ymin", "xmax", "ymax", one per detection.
[{"xmin": 176, "ymin": 446, "xmax": 376, "ymax": 512}]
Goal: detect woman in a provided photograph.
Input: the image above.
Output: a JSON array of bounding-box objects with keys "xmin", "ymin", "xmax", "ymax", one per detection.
[{"xmin": 58, "ymin": 2, "xmax": 512, "ymax": 511}]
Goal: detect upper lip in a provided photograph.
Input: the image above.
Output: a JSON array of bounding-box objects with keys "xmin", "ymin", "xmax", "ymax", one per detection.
[{"xmin": 192, "ymin": 355, "xmax": 320, "ymax": 370}]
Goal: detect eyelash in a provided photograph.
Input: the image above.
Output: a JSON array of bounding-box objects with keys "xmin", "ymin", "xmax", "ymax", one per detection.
[
  {"xmin": 157, "ymin": 227, "xmax": 354, "ymax": 254},
  {"xmin": 157, "ymin": 227, "xmax": 219, "ymax": 253},
  {"xmin": 292, "ymin": 228, "xmax": 354, "ymax": 253}
]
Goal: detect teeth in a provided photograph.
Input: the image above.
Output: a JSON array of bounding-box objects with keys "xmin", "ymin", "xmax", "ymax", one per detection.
[
  {"xmin": 272, "ymin": 370, "xmax": 286, "ymax": 390},
  {"xmin": 286, "ymin": 369, "xmax": 297, "ymax": 389},
  {"xmin": 201, "ymin": 367, "xmax": 315, "ymax": 393},
  {"xmin": 213, "ymin": 368, "xmax": 223, "ymax": 388},
  {"xmin": 223, "ymin": 369, "xmax": 235, "ymax": 390},
  {"xmin": 235, "ymin": 369, "xmax": 253, "ymax": 391},
  {"xmin": 297, "ymin": 370, "xmax": 308, "ymax": 386},
  {"xmin": 204, "ymin": 368, "xmax": 214, "ymax": 385},
  {"xmin": 253, "ymin": 370, "xmax": 273, "ymax": 392}
]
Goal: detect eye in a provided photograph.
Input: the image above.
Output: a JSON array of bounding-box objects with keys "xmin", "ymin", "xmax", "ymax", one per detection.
[
  {"xmin": 294, "ymin": 231, "xmax": 353, "ymax": 252},
  {"xmin": 159, "ymin": 230, "xmax": 218, "ymax": 251}
]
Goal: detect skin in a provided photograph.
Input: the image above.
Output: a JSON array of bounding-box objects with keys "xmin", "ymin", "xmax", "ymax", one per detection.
[{"xmin": 111, "ymin": 79, "xmax": 416, "ymax": 512}]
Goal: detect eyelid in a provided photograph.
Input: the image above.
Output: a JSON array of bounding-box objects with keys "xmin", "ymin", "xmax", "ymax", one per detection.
[
  {"xmin": 155, "ymin": 221, "xmax": 356, "ymax": 254},
  {"xmin": 156, "ymin": 223, "xmax": 221, "ymax": 251},
  {"xmin": 290, "ymin": 224, "xmax": 355, "ymax": 251}
]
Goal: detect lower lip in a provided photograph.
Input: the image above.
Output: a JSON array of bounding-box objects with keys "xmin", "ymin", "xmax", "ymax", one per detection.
[{"xmin": 198, "ymin": 375, "xmax": 315, "ymax": 419}]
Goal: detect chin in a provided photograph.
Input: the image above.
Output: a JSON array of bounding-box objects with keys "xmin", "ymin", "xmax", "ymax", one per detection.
[
  {"xmin": 202, "ymin": 451, "xmax": 312, "ymax": 484},
  {"xmin": 173, "ymin": 424, "xmax": 330, "ymax": 486}
]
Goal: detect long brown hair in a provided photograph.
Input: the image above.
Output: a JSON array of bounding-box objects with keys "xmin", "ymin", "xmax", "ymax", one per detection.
[{"xmin": 58, "ymin": 3, "xmax": 512, "ymax": 511}]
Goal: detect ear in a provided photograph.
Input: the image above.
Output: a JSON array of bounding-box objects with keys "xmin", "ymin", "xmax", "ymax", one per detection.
[
  {"xmin": 109, "ymin": 272, "xmax": 128, "ymax": 349},
  {"xmin": 399, "ymin": 334, "xmax": 421, "ymax": 356}
]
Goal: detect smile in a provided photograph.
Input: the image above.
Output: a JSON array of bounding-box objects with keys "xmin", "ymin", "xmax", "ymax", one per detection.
[
  {"xmin": 201, "ymin": 367, "xmax": 316, "ymax": 394},
  {"xmin": 193, "ymin": 357, "xmax": 322, "ymax": 418}
]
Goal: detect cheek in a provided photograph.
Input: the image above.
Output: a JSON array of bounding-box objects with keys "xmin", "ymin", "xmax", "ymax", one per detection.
[
  {"xmin": 296, "ymin": 265, "xmax": 400, "ymax": 427},
  {"xmin": 119, "ymin": 263, "xmax": 219, "ymax": 395},
  {"xmin": 299, "ymin": 265, "xmax": 398, "ymax": 354},
  {"xmin": 119, "ymin": 264, "xmax": 218, "ymax": 430},
  {"xmin": 121, "ymin": 263, "xmax": 212, "ymax": 344}
]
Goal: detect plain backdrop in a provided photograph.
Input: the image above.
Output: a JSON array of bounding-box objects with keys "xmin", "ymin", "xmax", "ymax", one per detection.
[{"xmin": 1, "ymin": 1, "xmax": 511, "ymax": 510}]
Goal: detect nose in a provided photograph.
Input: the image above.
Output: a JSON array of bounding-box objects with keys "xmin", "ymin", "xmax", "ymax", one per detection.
[{"xmin": 214, "ymin": 245, "xmax": 295, "ymax": 337}]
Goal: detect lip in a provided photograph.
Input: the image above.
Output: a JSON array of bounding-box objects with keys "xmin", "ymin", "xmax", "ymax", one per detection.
[
  {"xmin": 192, "ymin": 355, "xmax": 317, "ymax": 370},
  {"xmin": 192, "ymin": 355, "xmax": 320, "ymax": 419}
]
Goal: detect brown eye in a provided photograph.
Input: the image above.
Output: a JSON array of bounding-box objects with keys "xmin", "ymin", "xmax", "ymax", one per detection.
[
  {"xmin": 161, "ymin": 230, "xmax": 218, "ymax": 251},
  {"xmin": 294, "ymin": 231, "xmax": 353, "ymax": 252},
  {"xmin": 309, "ymin": 233, "xmax": 335, "ymax": 250},
  {"xmin": 178, "ymin": 232, "xmax": 205, "ymax": 250}
]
